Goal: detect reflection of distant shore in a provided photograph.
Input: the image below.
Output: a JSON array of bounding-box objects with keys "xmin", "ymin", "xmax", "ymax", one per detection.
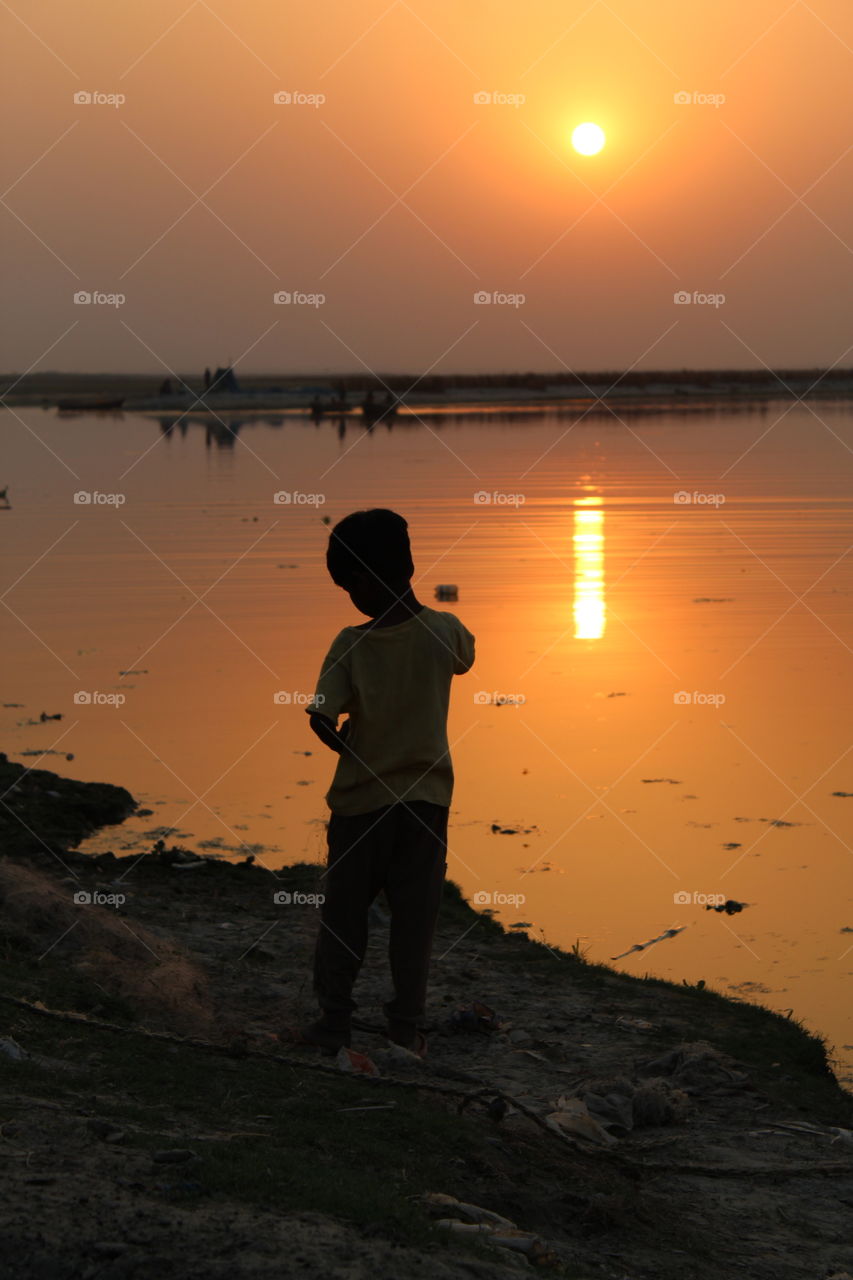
[
  {"xmin": 4, "ymin": 370, "xmax": 853, "ymax": 414},
  {"xmin": 144, "ymin": 397, "xmax": 782, "ymax": 431}
]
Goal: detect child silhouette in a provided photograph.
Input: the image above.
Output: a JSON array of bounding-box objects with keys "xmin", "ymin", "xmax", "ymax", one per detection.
[{"xmin": 299, "ymin": 508, "xmax": 474, "ymax": 1054}]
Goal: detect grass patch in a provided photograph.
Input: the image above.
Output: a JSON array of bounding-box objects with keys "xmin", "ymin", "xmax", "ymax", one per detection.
[{"xmin": 0, "ymin": 997, "xmax": 626, "ymax": 1275}]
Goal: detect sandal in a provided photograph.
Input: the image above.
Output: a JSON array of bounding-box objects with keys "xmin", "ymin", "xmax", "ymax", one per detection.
[{"xmin": 386, "ymin": 1020, "xmax": 428, "ymax": 1059}]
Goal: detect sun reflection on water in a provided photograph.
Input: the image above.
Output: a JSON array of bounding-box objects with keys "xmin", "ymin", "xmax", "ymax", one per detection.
[{"xmin": 573, "ymin": 501, "xmax": 605, "ymax": 639}]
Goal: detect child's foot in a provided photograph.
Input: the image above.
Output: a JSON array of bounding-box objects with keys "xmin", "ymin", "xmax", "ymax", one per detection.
[{"xmin": 385, "ymin": 1018, "xmax": 428, "ymax": 1058}]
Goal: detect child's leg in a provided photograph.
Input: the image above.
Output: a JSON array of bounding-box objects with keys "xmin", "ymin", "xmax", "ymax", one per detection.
[
  {"xmin": 383, "ymin": 801, "xmax": 448, "ymax": 1029},
  {"xmin": 312, "ymin": 805, "xmax": 392, "ymax": 1019}
]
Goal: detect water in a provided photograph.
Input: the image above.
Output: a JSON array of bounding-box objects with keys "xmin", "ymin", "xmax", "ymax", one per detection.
[{"xmin": 2, "ymin": 401, "xmax": 852, "ymax": 1083}]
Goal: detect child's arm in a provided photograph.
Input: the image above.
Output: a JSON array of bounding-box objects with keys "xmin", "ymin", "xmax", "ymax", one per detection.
[
  {"xmin": 307, "ymin": 711, "xmax": 352, "ymax": 756},
  {"xmin": 452, "ymin": 619, "xmax": 476, "ymax": 674},
  {"xmin": 306, "ymin": 631, "xmax": 353, "ymax": 754}
]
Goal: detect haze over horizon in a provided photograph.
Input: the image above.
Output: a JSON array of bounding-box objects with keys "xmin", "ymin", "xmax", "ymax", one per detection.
[{"xmin": 3, "ymin": 0, "xmax": 853, "ymax": 376}]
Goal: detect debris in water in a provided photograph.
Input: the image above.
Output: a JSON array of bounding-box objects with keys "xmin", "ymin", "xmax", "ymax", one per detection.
[
  {"xmin": 611, "ymin": 925, "xmax": 686, "ymax": 961},
  {"xmin": 435, "ymin": 584, "xmax": 458, "ymax": 601},
  {"xmin": 641, "ymin": 778, "xmax": 681, "ymax": 785},
  {"xmin": 733, "ymin": 817, "xmax": 804, "ymax": 827},
  {"xmin": 706, "ymin": 899, "xmax": 748, "ymax": 915}
]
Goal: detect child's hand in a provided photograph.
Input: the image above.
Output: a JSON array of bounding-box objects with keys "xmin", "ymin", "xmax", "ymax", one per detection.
[{"xmin": 308, "ymin": 711, "xmax": 351, "ymax": 756}]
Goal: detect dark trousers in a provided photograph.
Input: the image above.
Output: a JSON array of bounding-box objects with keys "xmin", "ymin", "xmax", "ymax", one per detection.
[{"xmin": 313, "ymin": 801, "xmax": 448, "ymax": 1024}]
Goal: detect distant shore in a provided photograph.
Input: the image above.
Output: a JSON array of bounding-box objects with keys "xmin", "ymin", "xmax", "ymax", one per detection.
[{"xmin": 3, "ymin": 368, "xmax": 853, "ymax": 415}]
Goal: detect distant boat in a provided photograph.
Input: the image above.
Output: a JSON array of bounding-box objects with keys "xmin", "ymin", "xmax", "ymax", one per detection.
[{"xmin": 57, "ymin": 397, "xmax": 125, "ymax": 412}]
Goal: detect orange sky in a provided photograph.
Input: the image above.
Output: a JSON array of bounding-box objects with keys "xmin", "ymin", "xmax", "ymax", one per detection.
[{"xmin": 3, "ymin": 0, "xmax": 853, "ymax": 374}]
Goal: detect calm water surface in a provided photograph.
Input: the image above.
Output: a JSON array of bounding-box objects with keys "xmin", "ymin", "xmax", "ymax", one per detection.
[{"xmin": 3, "ymin": 402, "xmax": 852, "ymax": 1082}]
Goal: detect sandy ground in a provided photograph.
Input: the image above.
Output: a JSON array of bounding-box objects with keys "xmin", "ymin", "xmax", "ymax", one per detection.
[{"xmin": 1, "ymin": 758, "xmax": 853, "ymax": 1279}]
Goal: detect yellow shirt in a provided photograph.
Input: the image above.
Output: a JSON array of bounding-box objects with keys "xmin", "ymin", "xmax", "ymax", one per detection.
[{"xmin": 308, "ymin": 606, "xmax": 475, "ymax": 815}]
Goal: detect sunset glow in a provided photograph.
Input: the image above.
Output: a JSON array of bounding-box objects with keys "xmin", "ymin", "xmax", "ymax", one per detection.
[{"xmin": 3, "ymin": 0, "xmax": 853, "ymax": 1160}]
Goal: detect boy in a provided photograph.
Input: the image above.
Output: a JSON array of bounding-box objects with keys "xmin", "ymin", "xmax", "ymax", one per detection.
[{"xmin": 299, "ymin": 508, "xmax": 474, "ymax": 1054}]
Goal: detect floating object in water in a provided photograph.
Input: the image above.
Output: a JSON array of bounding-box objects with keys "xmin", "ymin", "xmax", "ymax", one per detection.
[
  {"xmin": 706, "ymin": 898, "xmax": 748, "ymax": 915},
  {"xmin": 435, "ymin": 584, "xmax": 458, "ymax": 601},
  {"xmin": 611, "ymin": 925, "xmax": 686, "ymax": 961}
]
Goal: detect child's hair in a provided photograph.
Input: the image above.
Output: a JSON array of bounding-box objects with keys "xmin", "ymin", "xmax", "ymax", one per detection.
[{"xmin": 326, "ymin": 508, "xmax": 414, "ymax": 589}]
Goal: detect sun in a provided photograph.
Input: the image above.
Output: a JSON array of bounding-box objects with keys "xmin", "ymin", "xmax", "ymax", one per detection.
[{"xmin": 571, "ymin": 122, "xmax": 606, "ymax": 156}]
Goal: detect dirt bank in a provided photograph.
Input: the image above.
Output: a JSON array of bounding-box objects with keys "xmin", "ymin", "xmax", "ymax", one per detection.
[{"xmin": 1, "ymin": 757, "xmax": 851, "ymax": 1279}]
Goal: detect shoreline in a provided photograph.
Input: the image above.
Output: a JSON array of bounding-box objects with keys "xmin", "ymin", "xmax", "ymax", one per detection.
[
  {"xmin": 2, "ymin": 754, "xmax": 852, "ymax": 1277},
  {"xmin": 4, "ymin": 369, "xmax": 853, "ymax": 415}
]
